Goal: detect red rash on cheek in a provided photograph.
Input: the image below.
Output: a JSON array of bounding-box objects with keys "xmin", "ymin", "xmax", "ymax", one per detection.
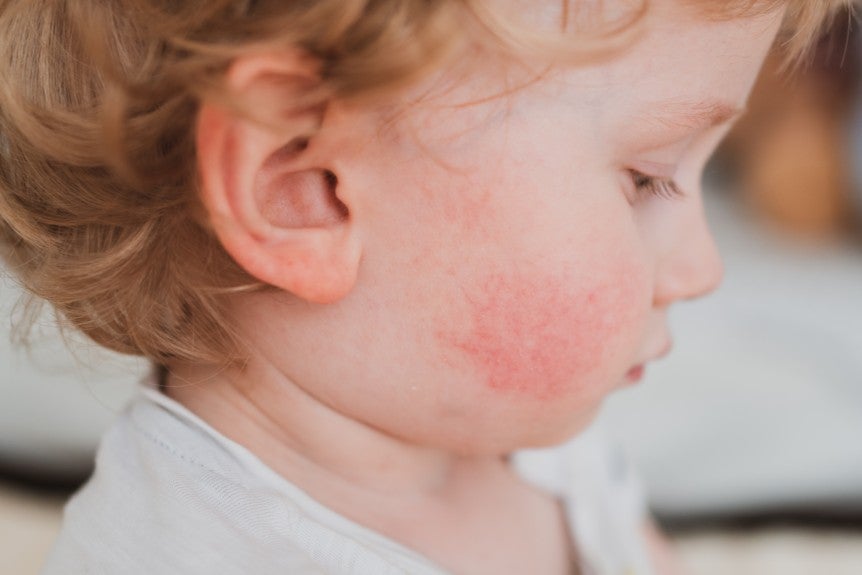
[{"xmin": 440, "ymin": 269, "xmax": 637, "ymax": 401}]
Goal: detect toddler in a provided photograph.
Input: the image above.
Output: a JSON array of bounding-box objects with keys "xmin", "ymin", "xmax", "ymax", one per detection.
[{"xmin": 0, "ymin": 0, "xmax": 849, "ymax": 573}]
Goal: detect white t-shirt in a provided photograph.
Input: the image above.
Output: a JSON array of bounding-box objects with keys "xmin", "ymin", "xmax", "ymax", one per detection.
[{"xmin": 42, "ymin": 380, "xmax": 653, "ymax": 574}]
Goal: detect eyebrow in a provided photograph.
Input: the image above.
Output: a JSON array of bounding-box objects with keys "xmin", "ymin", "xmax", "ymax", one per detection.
[{"xmin": 643, "ymin": 99, "xmax": 747, "ymax": 133}]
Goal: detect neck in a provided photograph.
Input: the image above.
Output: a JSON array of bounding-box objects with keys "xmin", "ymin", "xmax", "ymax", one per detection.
[
  {"xmin": 160, "ymin": 354, "xmax": 573, "ymax": 575},
  {"xmin": 163, "ymin": 357, "xmax": 501, "ymax": 502}
]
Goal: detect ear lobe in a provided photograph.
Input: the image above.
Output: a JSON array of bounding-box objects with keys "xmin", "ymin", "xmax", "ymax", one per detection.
[{"xmin": 196, "ymin": 51, "xmax": 361, "ymax": 304}]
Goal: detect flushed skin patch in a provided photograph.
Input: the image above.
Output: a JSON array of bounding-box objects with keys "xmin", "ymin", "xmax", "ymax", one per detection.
[{"xmin": 441, "ymin": 266, "xmax": 640, "ymax": 401}]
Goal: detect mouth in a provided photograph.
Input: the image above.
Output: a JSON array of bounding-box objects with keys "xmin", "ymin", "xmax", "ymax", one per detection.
[
  {"xmin": 625, "ymin": 364, "xmax": 646, "ymax": 383},
  {"xmin": 654, "ymin": 340, "xmax": 673, "ymax": 360},
  {"xmin": 625, "ymin": 339, "xmax": 673, "ymax": 385}
]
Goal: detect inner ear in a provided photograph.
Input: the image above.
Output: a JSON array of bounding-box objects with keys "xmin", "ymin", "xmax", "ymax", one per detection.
[{"xmin": 254, "ymin": 140, "xmax": 349, "ymax": 229}]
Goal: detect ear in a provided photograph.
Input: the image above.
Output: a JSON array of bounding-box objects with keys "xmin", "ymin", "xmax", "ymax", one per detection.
[{"xmin": 196, "ymin": 50, "xmax": 361, "ymax": 304}]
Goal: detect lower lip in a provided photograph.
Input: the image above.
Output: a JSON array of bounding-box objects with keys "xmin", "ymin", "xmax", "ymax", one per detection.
[{"xmin": 625, "ymin": 365, "xmax": 645, "ymax": 383}]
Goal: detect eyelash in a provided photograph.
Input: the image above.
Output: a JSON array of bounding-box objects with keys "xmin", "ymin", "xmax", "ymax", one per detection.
[{"xmin": 628, "ymin": 169, "xmax": 685, "ymax": 201}]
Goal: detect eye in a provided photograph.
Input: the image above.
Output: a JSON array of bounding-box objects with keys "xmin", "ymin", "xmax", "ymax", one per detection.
[{"xmin": 627, "ymin": 169, "xmax": 685, "ymax": 201}]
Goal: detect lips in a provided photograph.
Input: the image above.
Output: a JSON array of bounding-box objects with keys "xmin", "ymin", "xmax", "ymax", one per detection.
[
  {"xmin": 625, "ymin": 339, "xmax": 673, "ymax": 384},
  {"xmin": 635, "ymin": 339, "xmax": 673, "ymax": 366},
  {"xmin": 653, "ymin": 340, "xmax": 673, "ymax": 360},
  {"xmin": 625, "ymin": 364, "xmax": 645, "ymax": 382}
]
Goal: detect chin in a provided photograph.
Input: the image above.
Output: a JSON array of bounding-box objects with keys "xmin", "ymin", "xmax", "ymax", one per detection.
[
  {"xmin": 501, "ymin": 405, "xmax": 605, "ymax": 453},
  {"xmin": 535, "ymin": 416, "xmax": 601, "ymax": 449}
]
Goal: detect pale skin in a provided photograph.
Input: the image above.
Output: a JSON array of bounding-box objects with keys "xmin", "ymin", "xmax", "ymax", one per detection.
[{"xmin": 166, "ymin": 2, "xmax": 785, "ymax": 573}]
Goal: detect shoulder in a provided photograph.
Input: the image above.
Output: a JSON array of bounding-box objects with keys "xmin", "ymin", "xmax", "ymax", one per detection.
[
  {"xmin": 41, "ymin": 388, "xmax": 440, "ymax": 575},
  {"xmin": 41, "ymin": 393, "xmax": 327, "ymax": 574}
]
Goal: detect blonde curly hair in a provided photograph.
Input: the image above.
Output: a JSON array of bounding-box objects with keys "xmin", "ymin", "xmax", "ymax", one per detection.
[{"xmin": 0, "ymin": 0, "xmax": 852, "ymax": 366}]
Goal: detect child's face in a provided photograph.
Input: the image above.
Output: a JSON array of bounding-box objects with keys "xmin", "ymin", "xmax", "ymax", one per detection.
[{"xmin": 255, "ymin": 1, "xmax": 784, "ymax": 453}]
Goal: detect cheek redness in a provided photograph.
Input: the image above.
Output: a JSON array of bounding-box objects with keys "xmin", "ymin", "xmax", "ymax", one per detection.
[{"xmin": 438, "ymin": 268, "xmax": 640, "ymax": 401}]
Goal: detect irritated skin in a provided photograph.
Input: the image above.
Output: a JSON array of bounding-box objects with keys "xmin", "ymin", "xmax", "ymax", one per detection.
[{"xmin": 441, "ymin": 268, "xmax": 634, "ymax": 400}]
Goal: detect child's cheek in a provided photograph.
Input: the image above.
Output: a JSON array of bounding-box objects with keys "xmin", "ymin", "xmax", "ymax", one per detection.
[{"xmin": 436, "ymin": 264, "xmax": 646, "ymax": 401}]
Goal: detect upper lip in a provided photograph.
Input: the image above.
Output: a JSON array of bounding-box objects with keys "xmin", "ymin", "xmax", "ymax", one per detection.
[
  {"xmin": 637, "ymin": 339, "xmax": 673, "ymax": 366},
  {"xmin": 655, "ymin": 340, "xmax": 673, "ymax": 359}
]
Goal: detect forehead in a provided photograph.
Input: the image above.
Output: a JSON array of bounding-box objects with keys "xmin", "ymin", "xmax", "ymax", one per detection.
[
  {"xmin": 586, "ymin": 3, "xmax": 784, "ymax": 134},
  {"xmin": 424, "ymin": 6, "xmax": 783, "ymax": 117},
  {"xmin": 378, "ymin": 0, "xmax": 784, "ymax": 155},
  {"xmin": 494, "ymin": 0, "xmax": 782, "ymax": 83},
  {"xmin": 496, "ymin": 0, "xmax": 785, "ymax": 28}
]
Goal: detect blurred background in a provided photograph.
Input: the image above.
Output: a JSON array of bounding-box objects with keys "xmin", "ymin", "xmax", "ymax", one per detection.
[{"xmin": 1, "ymin": 11, "xmax": 862, "ymax": 575}]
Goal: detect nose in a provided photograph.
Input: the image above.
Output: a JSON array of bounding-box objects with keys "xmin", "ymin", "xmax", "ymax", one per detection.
[{"xmin": 652, "ymin": 205, "xmax": 724, "ymax": 307}]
